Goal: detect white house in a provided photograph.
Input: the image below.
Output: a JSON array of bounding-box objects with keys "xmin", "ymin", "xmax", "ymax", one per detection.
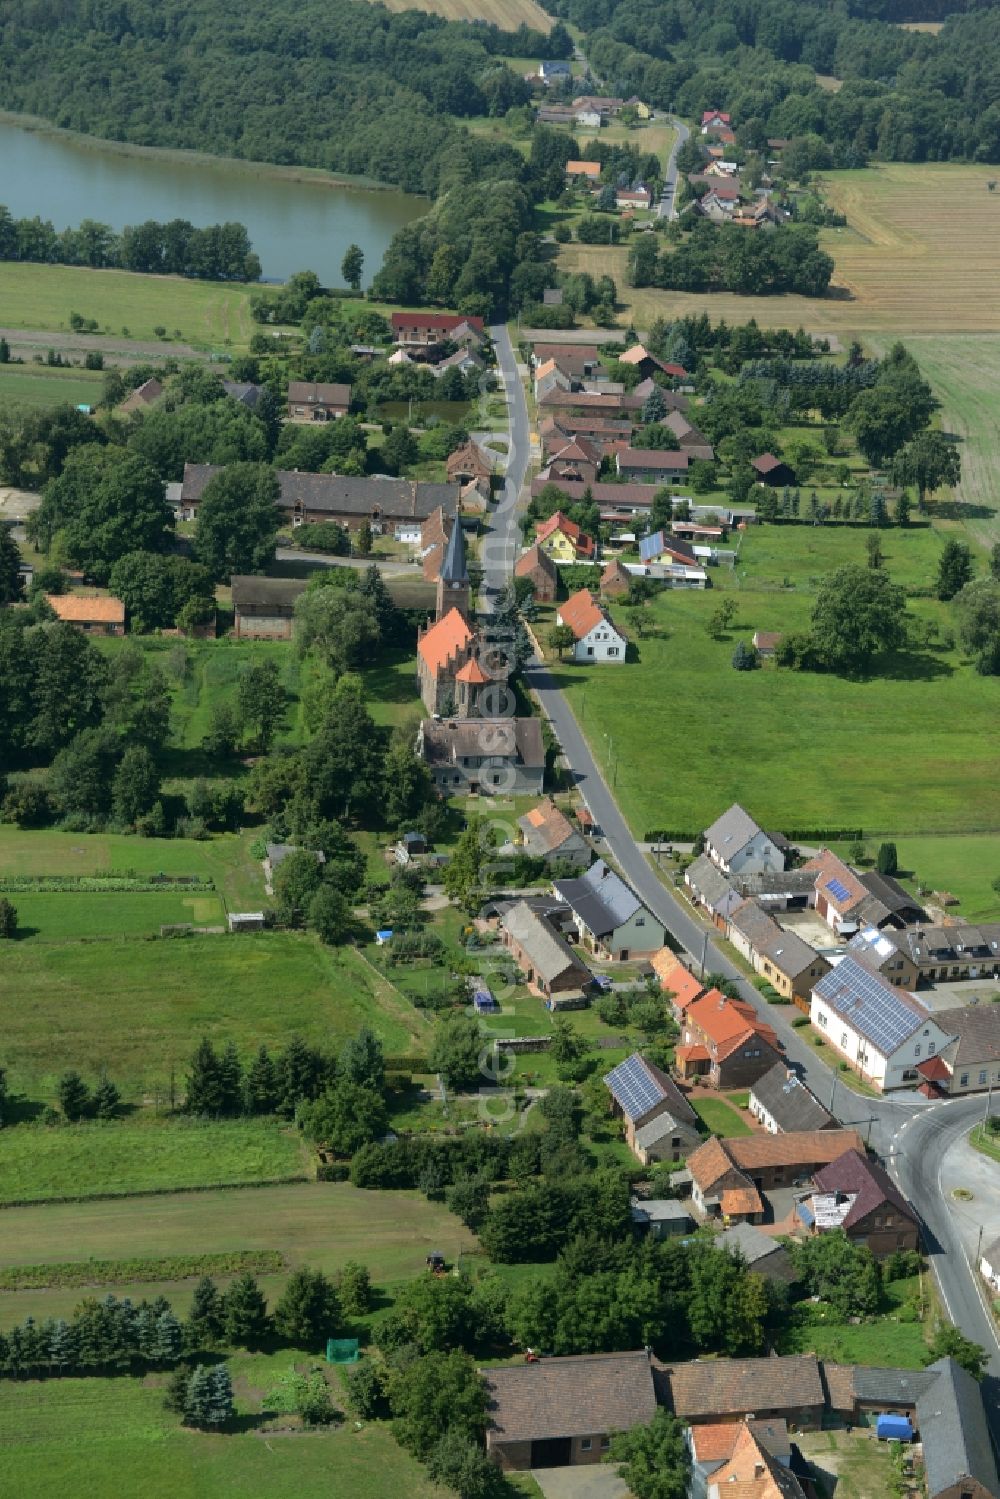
[
  {"xmin": 810, "ymin": 956, "xmax": 956, "ymax": 1092},
  {"xmin": 703, "ymin": 803, "xmax": 787, "ymax": 875},
  {"xmin": 980, "ymin": 1235, "xmax": 1000, "ymax": 1294},
  {"xmin": 556, "ymin": 588, "xmax": 627, "ymax": 663}
]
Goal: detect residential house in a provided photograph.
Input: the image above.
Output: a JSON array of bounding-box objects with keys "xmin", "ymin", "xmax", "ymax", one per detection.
[
  {"xmin": 749, "ymin": 1064, "xmax": 835, "ymax": 1135},
  {"xmin": 684, "ymin": 854, "xmax": 744, "ymax": 932},
  {"xmin": 573, "ymin": 94, "xmax": 623, "ymax": 118},
  {"xmin": 701, "ymin": 109, "xmax": 732, "ymax": 134},
  {"xmin": 231, "ymin": 575, "xmax": 305, "ymax": 640},
  {"xmin": 418, "ymin": 717, "xmax": 545, "ymax": 798},
  {"xmin": 391, "ymin": 312, "xmax": 485, "ymax": 347},
  {"xmin": 925, "ymin": 1004, "xmax": 1000, "ymax": 1096},
  {"xmin": 45, "ymin": 594, "xmax": 125, "ymax": 636},
  {"xmin": 728, "ymin": 898, "xmax": 784, "ymax": 966},
  {"xmin": 599, "ymin": 558, "xmax": 632, "ymax": 597},
  {"xmin": 677, "ymin": 991, "xmax": 782, "ymax": 1090},
  {"xmin": 517, "ymin": 798, "xmax": 590, "ymax": 868},
  {"xmin": 604, "ymin": 1051, "xmax": 701, "ymax": 1163},
  {"xmin": 615, "ymin": 447, "xmax": 690, "ymax": 482},
  {"xmin": 178, "ymin": 463, "xmax": 458, "ymax": 537},
  {"xmin": 286, "ymin": 381, "xmax": 351, "ymax": 421},
  {"xmin": 638, "ymin": 530, "xmax": 699, "ymax": 568},
  {"xmin": 619, "ymin": 343, "xmax": 686, "ymax": 380},
  {"xmin": 446, "ymin": 440, "xmax": 493, "ymax": 487},
  {"xmin": 530, "ymin": 476, "xmax": 665, "ymax": 514},
  {"xmin": 553, "ymin": 859, "xmax": 665, "ymax": 960},
  {"xmin": 534, "ymin": 359, "xmax": 572, "ymax": 403},
  {"xmin": 753, "ymin": 630, "xmax": 784, "ymax": 658},
  {"xmin": 631, "ymin": 1198, "xmax": 694, "ymax": 1237},
  {"xmin": 800, "ymin": 1148, "xmax": 920, "ymax": 1255},
  {"xmin": 665, "ymin": 1353, "xmax": 826, "ymax": 1429},
  {"xmin": 555, "ymin": 589, "xmax": 627, "ymax": 663},
  {"xmin": 805, "ymin": 850, "xmax": 900, "ymax": 935},
  {"xmin": 810, "ymin": 956, "xmax": 956, "ymax": 1091},
  {"xmin": 706, "ymin": 1419, "xmax": 808, "ymax": 1498},
  {"xmin": 847, "ymin": 927, "xmax": 921, "ymax": 989},
  {"xmin": 715, "ymin": 1223, "xmax": 796, "ymax": 1284},
  {"xmin": 878, "ymin": 923, "xmax": 1000, "ymax": 986},
  {"xmin": 705, "ymin": 804, "xmax": 788, "ymax": 876},
  {"xmin": 662, "ymin": 408, "xmax": 715, "ymax": 460},
  {"xmin": 651, "ymin": 953, "xmax": 707, "ymax": 1020},
  {"xmin": 513, "ymin": 544, "xmax": 558, "ymax": 602},
  {"xmin": 728, "ymin": 899, "xmax": 830, "ymax": 1006},
  {"xmin": 482, "ymin": 1350, "xmax": 658, "ymax": 1470},
  {"xmin": 625, "ymin": 96, "xmax": 651, "ymax": 118},
  {"xmin": 752, "ymin": 453, "xmax": 796, "ymax": 486},
  {"xmin": 565, "ymin": 159, "xmax": 602, "ymax": 181},
  {"xmin": 116, "ymin": 376, "xmax": 163, "ymax": 416},
  {"xmin": 577, "ymin": 108, "xmax": 602, "ymax": 129},
  {"xmin": 500, "ymin": 900, "xmax": 590, "ymax": 998},
  {"xmin": 686, "ymin": 1130, "xmax": 863, "ymax": 1222},
  {"xmin": 532, "ymin": 343, "xmax": 605, "ymax": 376},
  {"xmin": 263, "ymin": 841, "xmax": 324, "ymax": 893},
  {"xmin": 538, "ymin": 387, "xmax": 643, "ymax": 417},
  {"xmin": 222, "ymin": 380, "xmax": 264, "ymax": 410},
  {"xmin": 536, "ymin": 510, "xmax": 595, "ymax": 562},
  {"xmin": 434, "ymin": 347, "xmax": 483, "ymax": 379},
  {"xmin": 538, "ymin": 59, "xmax": 573, "ymax": 83},
  {"xmin": 698, "ymin": 186, "xmax": 741, "ymax": 222},
  {"xmin": 979, "ymin": 1234, "xmax": 1000, "ymax": 1294},
  {"xmin": 616, "ymin": 186, "xmax": 653, "ymax": 210},
  {"xmin": 689, "ymin": 1419, "xmax": 794, "ymax": 1499}
]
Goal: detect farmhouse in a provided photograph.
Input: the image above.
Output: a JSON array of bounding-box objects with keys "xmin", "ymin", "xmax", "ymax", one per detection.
[
  {"xmin": 727, "ymin": 899, "xmax": 830, "ymax": 1005},
  {"xmin": 665, "ymin": 1354, "xmax": 825, "ymax": 1429},
  {"xmin": 603, "ymin": 1051, "xmax": 700, "ymax": 1164},
  {"xmin": 688, "ymin": 1418, "xmax": 794, "ymax": 1497},
  {"xmin": 286, "ymin": 381, "xmax": 351, "ymax": 421},
  {"xmin": 704, "ymin": 804, "xmax": 787, "ymax": 876},
  {"xmin": 555, "ymin": 589, "xmax": 627, "ymax": 663},
  {"xmin": 553, "ymin": 859, "xmax": 664, "ymax": 960},
  {"xmin": 676, "ymin": 991, "xmax": 782, "ymax": 1089},
  {"xmin": 800, "ymin": 1148, "xmax": 920, "ymax": 1255},
  {"xmin": 391, "ymin": 312, "xmax": 485, "ymax": 347},
  {"xmin": 749, "ymin": 1064, "xmax": 835, "ymax": 1135},
  {"xmin": 178, "ymin": 463, "xmax": 458, "ymax": 536},
  {"xmin": 616, "ymin": 186, "xmax": 653, "ymax": 210},
  {"xmin": 704, "ymin": 1420, "xmax": 809, "ymax": 1497},
  {"xmin": 231, "ymin": 575, "xmax": 305, "ymax": 640},
  {"xmin": 810, "ymin": 956, "xmax": 955, "ymax": 1091},
  {"xmin": 517, "ymin": 799, "xmax": 590, "ymax": 868},
  {"xmin": 879, "ymin": 922, "xmax": 1000, "ymax": 984},
  {"xmin": 513, "ymin": 543, "xmax": 558, "ymax": 602},
  {"xmin": 499, "ymin": 900, "xmax": 590, "ymax": 999},
  {"xmin": 482, "ymin": 1350, "xmax": 658, "ymax": 1470},
  {"xmin": 418, "ymin": 717, "xmax": 545, "ymax": 798},
  {"xmin": 684, "ymin": 855, "xmax": 744, "ymax": 931},
  {"xmin": 615, "ymin": 447, "xmax": 690, "ymax": 482},
  {"xmin": 687, "ymin": 1130, "xmax": 864, "ymax": 1222},
  {"xmin": 45, "ymin": 593, "xmax": 125, "ymax": 636}
]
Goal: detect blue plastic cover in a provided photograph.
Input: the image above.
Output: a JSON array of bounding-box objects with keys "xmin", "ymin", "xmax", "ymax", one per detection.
[{"xmin": 876, "ymin": 1415, "xmax": 913, "ymax": 1442}]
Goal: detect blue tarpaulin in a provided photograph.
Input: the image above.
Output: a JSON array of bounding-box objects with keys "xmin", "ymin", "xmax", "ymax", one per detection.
[{"xmin": 876, "ymin": 1415, "xmax": 913, "ymax": 1442}]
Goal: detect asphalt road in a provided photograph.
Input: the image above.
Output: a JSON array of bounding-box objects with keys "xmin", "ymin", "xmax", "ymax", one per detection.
[
  {"xmin": 480, "ymin": 322, "xmax": 531, "ymax": 609},
  {"xmin": 658, "ymin": 115, "xmax": 689, "ymax": 221},
  {"xmin": 491, "ymin": 335, "xmax": 1000, "ymax": 1448}
]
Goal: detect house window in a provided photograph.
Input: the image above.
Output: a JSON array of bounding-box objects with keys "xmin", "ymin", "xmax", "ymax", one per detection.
[
  {"xmin": 492, "ymin": 775, "xmax": 501, "ymax": 785},
  {"xmin": 914, "ymin": 1045, "xmax": 921, "ymax": 1058},
  {"xmin": 636, "ymin": 916, "xmax": 645, "ymax": 927},
  {"xmin": 960, "ymin": 1074, "xmax": 969, "ymax": 1087},
  {"xmin": 841, "ymin": 1032, "xmax": 849, "ymax": 1049},
  {"xmin": 980, "ymin": 1070, "xmax": 988, "ymax": 1085},
  {"xmin": 928, "ymin": 1042, "xmax": 935, "ymax": 1053},
  {"xmin": 580, "ymin": 1438, "xmax": 592, "ymax": 1452},
  {"xmin": 607, "ymin": 647, "xmax": 619, "ymax": 657},
  {"xmin": 587, "ymin": 646, "xmax": 594, "ymax": 656},
  {"xmin": 600, "ymin": 1437, "xmax": 610, "ymax": 1451},
  {"xmin": 817, "ymin": 1011, "xmax": 828, "ymax": 1029}
]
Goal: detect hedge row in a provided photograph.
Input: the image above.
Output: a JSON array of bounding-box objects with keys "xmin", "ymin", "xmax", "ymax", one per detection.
[
  {"xmin": 0, "ymin": 1249, "xmax": 284, "ymax": 1292},
  {"xmin": 0, "ymin": 874, "xmax": 214, "ymax": 893}
]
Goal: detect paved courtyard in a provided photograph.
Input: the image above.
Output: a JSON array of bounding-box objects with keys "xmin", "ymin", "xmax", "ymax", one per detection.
[{"xmin": 531, "ymin": 1465, "xmax": 630, "ymax": 1499}]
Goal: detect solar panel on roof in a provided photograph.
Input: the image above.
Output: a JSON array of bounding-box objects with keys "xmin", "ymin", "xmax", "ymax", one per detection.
[
  {"xmin": 604, "ymin": 1054, "xmax": 665, "ymax": 1121},
  {"xmin": 815, "ymin": 959, "xmax": 924, "ymax": 1054},
  {"xmin": 826, "ymin": 878, "xmax": 851, "ymax": 902}
]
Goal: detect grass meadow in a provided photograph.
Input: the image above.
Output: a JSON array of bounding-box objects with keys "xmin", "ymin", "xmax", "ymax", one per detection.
[
  {"xmin": 11, "ymin": 890, "xmax": 226, "ymax": 939},
  {"xmin": 689, "ymin": 1096, "xmax": 752, "ymax": 1137},
  {"xmin": 0, "ymin": 1117, "xmax": 308, "ymax": 1205},
  {"xmin": 832, "ymin": 834, "xmax": 1000, "ymax": 922},
  {"xmin": 0, "ymin": 1364, "xmax": 450, "ymax": 1499},
  {"xmin": 0, "ymin": 261, "xmax": 256, "ymax": 347},
  {"xmin": 0, "ymin": 1183, "xmax": 477, "ymax": 1324},
  {"xmin": 371, "ymin": 0, "xmax": 551, "ymax": 26},
  {"xmin": 0, "ymin": 363, "xmax": 105, "ymax": 409},
  {"xmin": 0, "ymin": 933, "xmax": 433, "ymax": 1102}
]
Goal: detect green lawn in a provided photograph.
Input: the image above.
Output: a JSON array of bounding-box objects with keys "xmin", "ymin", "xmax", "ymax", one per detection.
[
  {"xmin": 0, "ymin": 933, "xmax": 432, "ymax": 1101},
  {"xmin": 0, "ymin": 1182, "xmax": 477, "ymax": 1325},
  {"xmin": 735, "ymin": 521, "xmax": 948, "ymax": 593},
  {"xmin": 0, "ymin": 1365, "xmax": 449, "ymax": 1499},
  {"xmin": 0, "ymin": 1117, "xmax": 307, "ymax": 1205},
  {"xmin": 0, "ymin": 363, "xmax": 105, "ymax": 409},
  {"xmin": 778, "ymin": 1275, "xmax": 929, "ymax": 1368},
  {"xmin": 690, "ymin": 1096, "xmax": 752, "ymax": 1138},
  {"xmin": 0, "ymin": 261, "xmax": 255, "ymax": 347},
  {"xmin": 11, "ymin": 890, "xmax": 226, "ymax": 939},
  {"xmin": 836, "ymin": 834, "xmax": 1000, "ymax": 922},
  {"xmin": 558, "ymin": 551, "xmax": 1000, "ymax": 839}
]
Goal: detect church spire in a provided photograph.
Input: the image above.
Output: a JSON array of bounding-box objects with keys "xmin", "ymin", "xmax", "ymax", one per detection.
[{"xmin": 436, "ymin": 517, "xmax": 470, "ymax": 620}]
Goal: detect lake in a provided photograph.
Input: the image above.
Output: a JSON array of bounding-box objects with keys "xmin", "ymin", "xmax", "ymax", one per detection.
[{"xmin": 0, "ymin": 118, "xmax": 425, "ymax": 285}]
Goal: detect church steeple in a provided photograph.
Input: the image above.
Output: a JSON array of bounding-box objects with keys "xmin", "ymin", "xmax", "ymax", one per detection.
[{"xmin": 436, "ymin": 518, "xmax": 470, "ymax": 621}]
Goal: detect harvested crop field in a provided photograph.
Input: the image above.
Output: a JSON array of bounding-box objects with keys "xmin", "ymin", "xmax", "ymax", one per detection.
[{"xmin": 371, "ymin": 0, "xmax": 552, "ymax": 27}]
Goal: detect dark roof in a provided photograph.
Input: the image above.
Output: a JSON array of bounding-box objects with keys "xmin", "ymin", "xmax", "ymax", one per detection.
[
  {"xmin": 554, "ymin": 859, "xmax": 645, "ymax": 937},
  {"xmin": 501, "ymin": 901, "xmax": 589, "ymax": 987},
  {"xmin": 667, "ymin": 1355, "xmax": 824, "ymax": 1420},
  {"xmin": 287, "ymin": 381, "xmax": 351, "ymax": 407},
  {"xmin": 222, "ymin": 380, "xmax": 263, "ymax": 409},
  {"xmin": 420, "ymin": 717, "xmax": 544, "ymax": 770},
  {"xmin": 918, "ymin": 1357, "xmax": 1000, "ymax": 1499},
  {"xmin": 604, "ymin": 1051, "xmax": 697, "ymax": 1126},
  {"xmin": 811, "ymin": 1149, "xmax": 918, "ymax": 1232},
  {"xmin": 857, "ymin": 870, "xmax": 926, "ymax": 918},
  {"xmin": 750, "ymin": 1064, "xmax": 834, "ymax": 1133},
  {"xmin": 231, "ymin": 575, "xmax": 307, "ymax": 615},
  {"xmin": 716, "ymin": 1222, "xmax": 795, "ymax": 1271},
  {"xmin": 812, "ymin": 957, "xmax": 932, "ymax": 1054},
  {"xmin": 439, "ymin": 514, "xmax": 469, "ymax": 586},
  {"xmin": 483, "ymin": 1351, "xmax": 657, "ymax": 1444},
  {"xmin": 181, "ymin": 464, "xmax": 458, "ymax": 522}
]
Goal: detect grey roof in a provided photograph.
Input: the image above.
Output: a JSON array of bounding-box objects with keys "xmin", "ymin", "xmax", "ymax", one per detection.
[
  {"xmin": 716, "ymin": 1221, "xmax": 794, "ymax": 1270},
  {"xmin": 631, "ymin": 1198, "xmax": 692, "ymax": 1223},
  {"xmin": 858, "ymin": 869, "xmax": 925, "ymax": 918},
  {"xmin": 419, "ymin": 717, "xmax": 545, "ymax": 770},
  {"xmin": 265, "ymin": 842, "xmax": 324, "ymax": 870},
  {"xmin": 733, "ymin": 869, "xmax": 817, "ymax": 898},
  {"xmin": 750, "ymin": 1064, "xmax": 834, "ymax": 1132},
  {"xmin": 929, "ymin": 1005, "xmax": 1000, "ymax": 1067},
  {"xmin": 704, "ymin": 803, "xmax": 764, "ymax": 859},
  {"xmin": 222, "ymin": 380, "xmax": 263, "ymax": 409},
  {"xmin": 917, "ymin": 1357, "xmax": 1000, "ymax": 1499},
  {"xmin": 685, "ymin": 854, "xmax": 736, "ymax": 911},
  {"xmin": 849, "ymin": 1365, "xmax": 939, "ymax": 1405},
  {"xmin": 483, "ymin": 1351, "xmax": 657, "ymax": 1444},
  {"xmin": 287, "ymin": 380, "xmax": 351, "ymax": 407},
  {"xmin": 604, "ymin": 1051, "xmax": 697, "ymax": 1126},
  {"xmin": 181, "ymin": 463, "xmax": 458, "ymax": 521},
  {"xmin": 501, "ymin": 900, "xmax": 588, "ymax": 987},
  {"xmin": 730, "ymin": 897, "xmax": 780, "ymax": 950},
  {"xmin": 554, "ymin": 859, "xmax": 644, "ymax": 938},
  {"xmin": 231, "ymin": 575, "xmax": 307, "ymax": 615},
  {"xmin": 634, "ymin": 1111, "xmax": 697, "ymax": 1150},
  {"xmin": 812, "ymin": 956, "xmax": 932, "ymax": 1055},
  {"xmin": 895, "ymin": 922, "xmax": 1000, "ymax": 967},
  {"xmin": 439, "ymin": 514, "xmax": 469, "ymax": 586},
  {"xmin": 756, "ymin": 928, "xmax": 825, "ymax": 980}
]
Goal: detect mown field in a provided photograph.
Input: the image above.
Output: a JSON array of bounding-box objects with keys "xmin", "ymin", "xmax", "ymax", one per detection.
[
  {"xmin": 0, "ymin": 933, "xmax": 432, "ymax": 1101},
  {"xmin": 0, "ymin": 1117, "xmax": 307, "ymax": 1205},
  {"xmin": 0, "ymin": 1182, "xmax": 477, "ymax": 1325},
  {"xmin": 0, "ymin": 363, "xmax": 105, "ymax": 409},
  {"xmin": 0, "ymin": 262, "xmax": 256, "ymax": 347},
  {"xmin": 11, "ymin": 890, "xmax": 226, "ymax": 940},
  {"xmin": 368, "ymin": 0, "xmax": 551, "ymax": 28},
  {"xmin": 551, "ymin": 526, "xmax": 1000, "ymax": 846},
  {"xmin": 0, "ymin": 1361, "xmax": 450, "ymax": 1499}
]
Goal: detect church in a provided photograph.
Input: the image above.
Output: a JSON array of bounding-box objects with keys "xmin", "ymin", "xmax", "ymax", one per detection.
[{"xmin": 417, "ymin": 521, "xmax": 504, "ymax": 716}]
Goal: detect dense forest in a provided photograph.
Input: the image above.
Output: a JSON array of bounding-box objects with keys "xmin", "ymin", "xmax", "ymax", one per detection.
[{"xmin": 0, "ymin": 210, "xmax": 259, "ymax": 280}]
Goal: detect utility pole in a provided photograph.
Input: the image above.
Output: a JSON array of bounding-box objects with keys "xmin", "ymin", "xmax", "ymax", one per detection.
[{"xmin": 699, "ymin": 928, "xmax": 709, "ymax": 981}]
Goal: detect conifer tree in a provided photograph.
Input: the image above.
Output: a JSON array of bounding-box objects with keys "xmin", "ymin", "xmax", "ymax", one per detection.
[{"xmin": 222, "ymin": 1274, "xmax": 270, "ymax": 1348}]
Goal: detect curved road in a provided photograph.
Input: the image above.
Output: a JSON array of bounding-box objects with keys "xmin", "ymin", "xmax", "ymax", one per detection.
[
  {"xmin": 484, "ymin": 319, "xmax": 1000, "ymax": 1447},
  {"xmin": 658, "ymin": 114, "xmax": 690, "ymax": 221}
]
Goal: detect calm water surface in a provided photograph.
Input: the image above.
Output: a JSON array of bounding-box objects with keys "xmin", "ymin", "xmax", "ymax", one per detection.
[{"xmin": 0, "ymin": 120, "xmax": 425, "ymax": 283}]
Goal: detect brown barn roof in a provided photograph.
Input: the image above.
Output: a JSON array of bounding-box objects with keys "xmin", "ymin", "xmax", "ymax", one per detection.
[
  {"xmin": 666, "ymin": 1355, "xmax": 824, "ymax": 1421},
  {"xmin": 483, "ymin": 1351, "xmax": 657, "ymax": 1444}
]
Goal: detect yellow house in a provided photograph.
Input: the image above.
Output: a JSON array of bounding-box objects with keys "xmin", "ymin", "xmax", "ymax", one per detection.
[
  {"xmin": 634, "ymin": 100, "xmax": 651, "ymax": 119},
  {"xmin": 535, "ymin": 510, "xmax": 595, "ymax": 563}
]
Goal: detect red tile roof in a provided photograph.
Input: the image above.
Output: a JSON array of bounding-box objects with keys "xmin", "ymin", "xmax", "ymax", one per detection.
[
  {"xmin": 557, "ymin": 588, "xmax": 608, "ymax": 641},
  {"xmin": 536, "ymin": 510, "xmax": 596, "ymax": 559},
  {"xmin": 651, "ymin": 954, "xmax": 705, "ymax": 1009},
  {"xmin": 685, "ymin": 992, "xmax": 778, "ymax": 1060},
  {"xmin": 417, "ymin": 607, "xmax": 473, "ymax": 676},
  {"xmin": 46, "ymin": 593, "xmax": 125, "ymax": 624},
  {"xmin": 455, "ymin": 657, "xmax": 490, "ymax": 685},
  {"xmin": 676, "ymin": 1042, "xmax": 710, "ymax": 1063},
  {"xmin": 392, "ymin": 312, "xmax": 484, "ymax": 334}
]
